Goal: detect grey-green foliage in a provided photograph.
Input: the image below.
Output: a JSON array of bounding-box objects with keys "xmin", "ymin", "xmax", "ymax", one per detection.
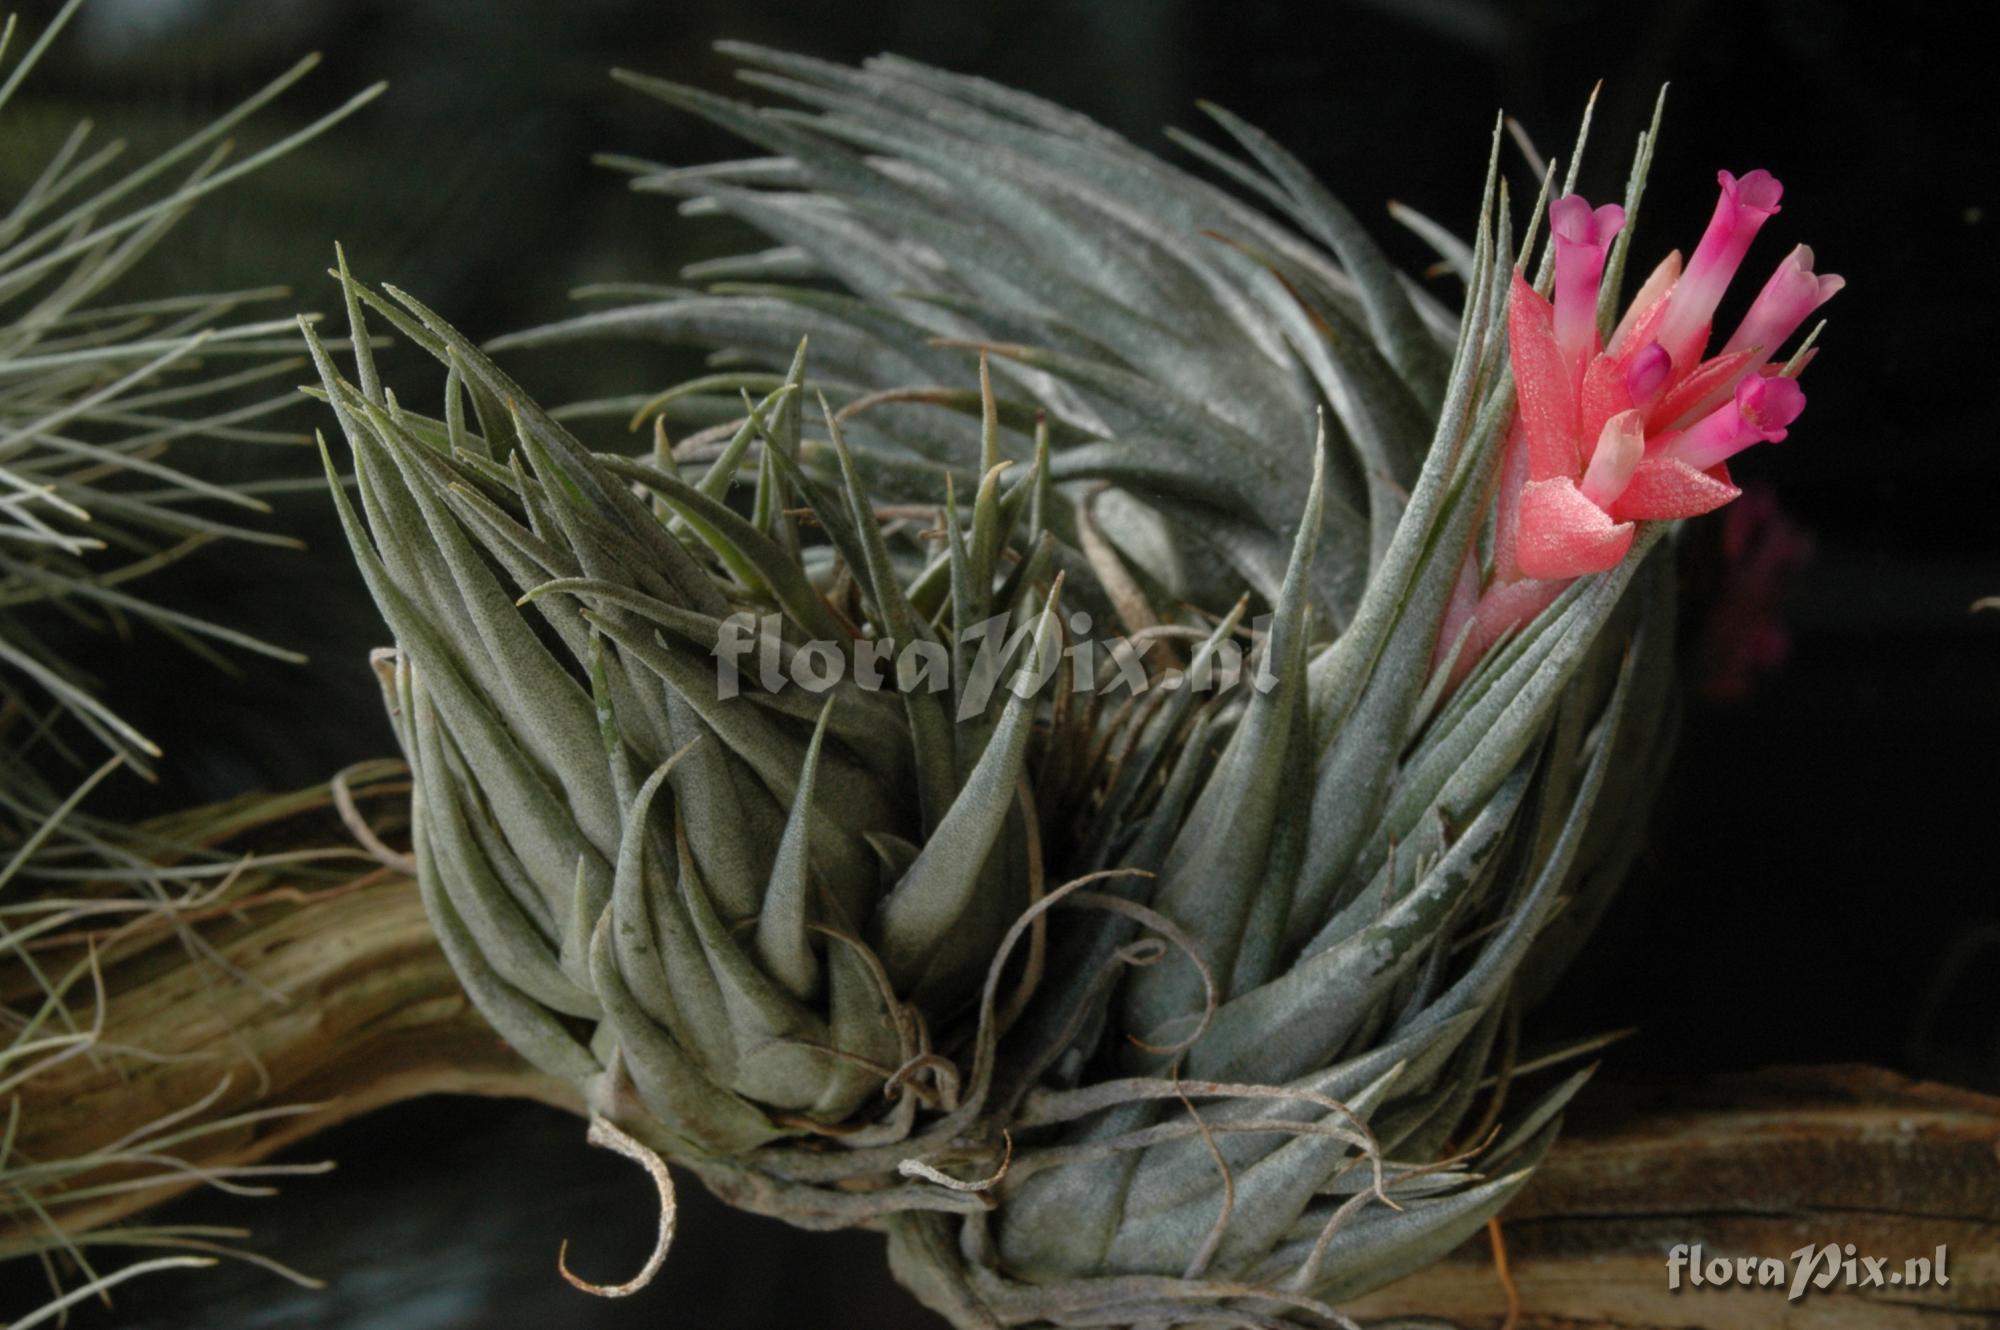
[
  {"xmin": 497, "ymin": 47, "xmax": 1469, "ymax": 629},
  {"xmin": 309, "ymin": 275, "xmax": 1087, "ymax": 1183},
  {"xmin": 0, "ymin": 5, "xmax": 380, "ymax": 1319},
  {"xmin": 316, "ymin": 49, "xmax": 1682, "ymax": 1328},
  {"xmin": 0, "ymin": 768, "xmax": 393, "ymax": 1321},
  {"xmin": 0, "ymin": 0, "xmax": 380, "ymax": 775}
]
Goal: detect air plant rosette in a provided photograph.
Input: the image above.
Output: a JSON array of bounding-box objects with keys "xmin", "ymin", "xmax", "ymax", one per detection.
[{"xmin": 308, "ymin": 48, "xmax": 1835, "ymax": 1328}]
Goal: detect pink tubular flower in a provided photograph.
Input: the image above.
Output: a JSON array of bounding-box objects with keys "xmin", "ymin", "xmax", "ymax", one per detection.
[
  {"xmin": 1696, "ymin": 484, "xmax": 1813, "ymax": 700},
  {"xmin": 1549, "ymin": 194, "xmax": 1626, "ymax": 370},
  {"xmin": 1721, "ymin": 244, "xmax": 1845, "ymax": 364},
  {"xmin": 1652, "ymin": 169, "xmax": 1784, "ymax": 371},
  {"xmin": 1435, "ymin": 170, "xmax": 1839, "ymax": 687}
]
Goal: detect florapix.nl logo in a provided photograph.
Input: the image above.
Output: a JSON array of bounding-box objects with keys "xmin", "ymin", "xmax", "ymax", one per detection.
[
  {"xmin": 1668, "ymin": 1243, "xmax": 1951, "ymax": 1301},
  {"xmin": 712, "ymin": 607, "xmax": 1277, "ymax": 718}
]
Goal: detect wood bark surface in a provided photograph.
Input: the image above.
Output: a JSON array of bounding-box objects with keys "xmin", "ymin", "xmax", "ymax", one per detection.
[{"xmin": 8, "ymin": 873, "xmax": 1997, "ymax": 1326}]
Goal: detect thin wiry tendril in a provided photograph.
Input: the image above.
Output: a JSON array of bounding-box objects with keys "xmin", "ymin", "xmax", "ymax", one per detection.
[
  {"xmin": 898, "ymin": 1129, "xmax": 1013, "ymax": 1194},
  {"xmin": 557, "ymin": 1115, "xmax": 676, "ymax": 1298}
]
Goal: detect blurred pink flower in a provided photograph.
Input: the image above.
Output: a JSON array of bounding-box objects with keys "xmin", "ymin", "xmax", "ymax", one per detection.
[{"xmin": 1697, "ymin": 484, "xmax": 1813, "ymax": 700}]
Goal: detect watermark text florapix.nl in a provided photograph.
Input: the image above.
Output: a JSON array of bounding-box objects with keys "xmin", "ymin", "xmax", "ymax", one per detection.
[{"xmin": 1668, "ymin": 1243, "xmax": 1949, "ymax": 1301}]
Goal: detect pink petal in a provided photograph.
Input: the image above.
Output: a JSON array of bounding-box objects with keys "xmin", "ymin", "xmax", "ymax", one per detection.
[
  {"xmin": 1606, "ymin": 279, "xmax": 1677, "ymax": 409},
  {"xmin": 1580, "ymin": 409, "xmax": 1646, "ymax": 507},
  {"xmin": 1606, "ymin": 456, "xmax": 1742, "ymax": 522},
  {"xmin": 1490, "ymin": 419, "xmax": 1532, "ymax": 584},
  {"xmin": 1550, "ymin": 194, "xmax": 1626, "ymax": 369},
  {"xmin": 1444, "ymin": 576, "xmax": 1566, "ymax": 691},
  {"xmin": 1648, "ymin": 346, "xmax": 1762, "ymax": 433},
  {"xmin": 1608, "ymin": 251, "xmax": 1682, "ymax": 354},
  {"xmin": 1721, "ymin": 243, "xmax": 1844, "ymax": 362},
  {"xmin": 1739, "ymin": 374, "xmax": 1805, "ymax": 434},
  {"xmin": 1662, "ymin": 374, "xmax": 1807, "ymax": 470},
  {"xmin": 1623, "ymin": 341, "xmax": 1672, "ymax": 406},
  {"xmin": 1473, "ymin": 577, "xmax": 1565, "ymax": 644},
  {"xmin": 1578, "ymin": 350, "xmax": 1636, "ymax": 445},
  {"xmin": 1516, "ymin": 476, "xmax": 1636, "ymax": 579},
  {"xmin": 1432, "ymin": 552, "xmax": 1484, "ymax": 678},
  {"xmin": 1508, "ymin": 271, "xmax": 1582, "ymax": 482},
  {"xmin": 1654, "ymin": 169, "xmax": 1784, "ymax": 370}
]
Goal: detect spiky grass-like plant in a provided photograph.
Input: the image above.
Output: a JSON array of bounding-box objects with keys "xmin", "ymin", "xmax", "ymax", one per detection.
[
  {"xmin": 0, "ymin": 3, "xmax": 379, "ymax": 1317},
  {"xmin": 0, "ymin": 0, "xmax": 379, "ymax": 772},
  {"xmin": 0, "ymin": 766, "xmax": 417, "ymax": 1320},
  {"xmin": 312, "ymin": 49, "xmax": 1831, "ymax": 1327}
]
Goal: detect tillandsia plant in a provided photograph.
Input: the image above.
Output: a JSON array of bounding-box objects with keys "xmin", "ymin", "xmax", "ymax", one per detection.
[
  {"xmin": 0, "ymin": 771, "xmax": 417, "ymax": 1323},
  {"xmin": 0, "ymin": 0, "xmax": 379, "ymax": 778},
  {"xmin": 310, "ymin": 48, "xmax": 1835, "ymax": 1328},
  {"xmin": 0, "ymin": 1, "xmax": 379, "ymax": 1318}
]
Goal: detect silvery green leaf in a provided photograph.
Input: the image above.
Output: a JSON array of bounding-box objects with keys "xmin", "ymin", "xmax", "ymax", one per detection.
[
  {"xmin": 1195, "ymin": 102, "xmax": 1449, "ymax": 410},
  {"xmin": 1124, "ymin": 443, "xmax": 1324, "ymax": 1041},
  {"xmin": 871, "ymin": 581, "xmax": 1061, "ymax": 998},
  {"xmin": 757, "ymin": 699, "xmax": 833, "ymax": 1000},
  {"xmin": 1266, "ymin": 1127, "xmax": 1554, "ymax": 1302}
]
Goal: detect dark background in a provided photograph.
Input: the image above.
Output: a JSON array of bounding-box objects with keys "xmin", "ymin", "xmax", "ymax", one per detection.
[{"xmin": 3, "ymin": 0, "xmax": 1995, "ymax": 1325}]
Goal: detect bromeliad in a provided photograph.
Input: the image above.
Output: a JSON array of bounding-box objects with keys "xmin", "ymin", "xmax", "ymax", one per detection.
[
  {"xmin": 313, "ymin": 53, "xmax": 1771, "ymax": 1325},
  {"xmin": 1442, "ymin": 169, "xmax": 1841, "ymax": 681}
]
